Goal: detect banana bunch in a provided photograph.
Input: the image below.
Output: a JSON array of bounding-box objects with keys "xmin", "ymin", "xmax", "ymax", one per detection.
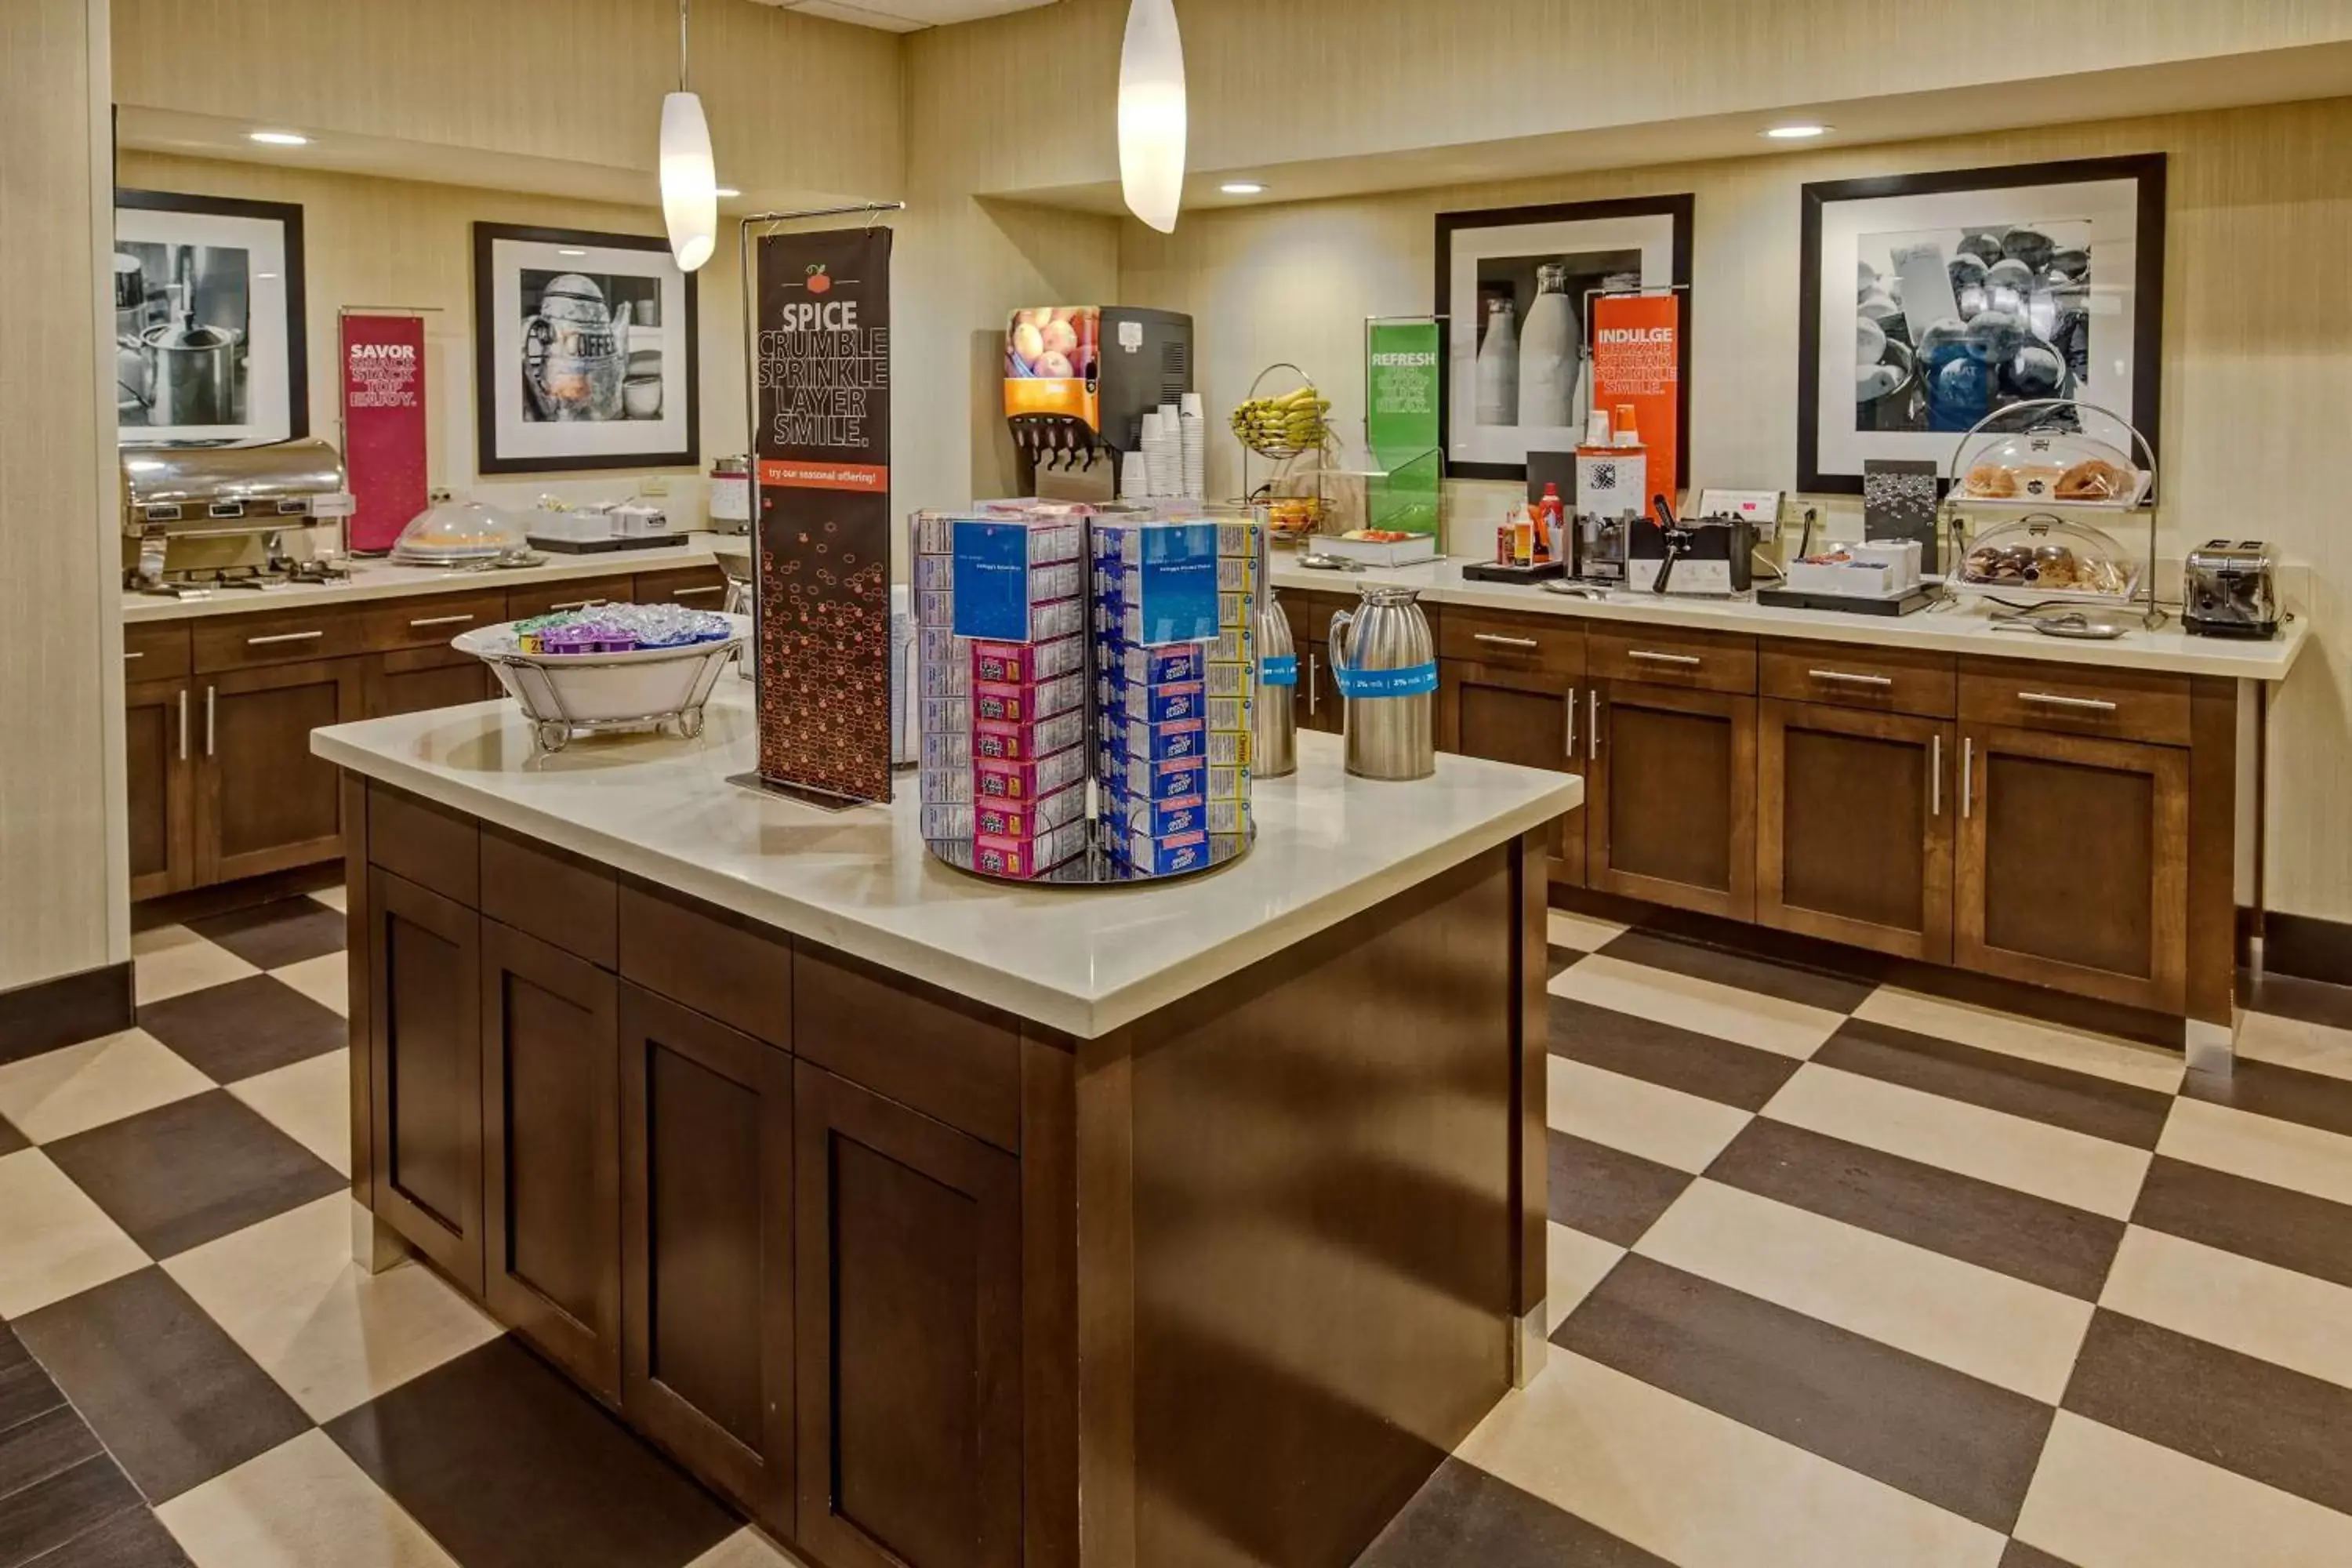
[{"xmin": 1229, "ymin": 386, "xmax": 1331, "ymax": 454}]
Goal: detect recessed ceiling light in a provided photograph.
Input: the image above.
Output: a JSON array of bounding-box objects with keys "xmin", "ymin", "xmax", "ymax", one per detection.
[
  {"xmin": 247, "ymin": 130, "xmax": 310, "ymax": 146},
  {"xmin": 713, "ymin": 187, "xmax": 742, "ymax": 198},
  {"xmin": 1763, "ymin": 124, "xmax": 1831, "ymax": 140},
  {"xmin": 1219, "ymin": 181, "xmax": 1267, "ymax": 195},
  {"xmin": 556, "ymin": 249, "xmax": 588, "ymax": 256}
]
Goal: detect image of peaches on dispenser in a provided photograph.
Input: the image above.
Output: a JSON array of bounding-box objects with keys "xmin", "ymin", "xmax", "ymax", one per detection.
[
  {"xmin": 1007, "ymin": 307, "xmax": 1100, "ymax": 381},
  {"xmin": 1853, "ymin": 222, "xmax": 2092, "ymax": 432}
]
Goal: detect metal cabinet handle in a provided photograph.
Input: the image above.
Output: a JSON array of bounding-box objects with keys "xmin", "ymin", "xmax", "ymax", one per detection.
[
  {"xmin": 1589, "ymin": 689, "xmax": 1601, "ymax": 757},
  {"xmin": 1931, "ymin": 732, "xmax": 1940, "ymax": 817},
  {"xmin": 246, "ymin": 630, "xmax": 325, "ymax": 647},
  {"xmin": 178, "ymin": 689, "xmax": 189, "ymax": 763},
  {"xmin": 668, "ymin": 585, "xmax": 724, "ymax": 598},
  {"xmin": 1962, "ymin": 736, "xmax": 1973, "ymax": 818},
  {"xmin": 1307, "ymin": 652, "xmax": 1318, "ymax": 716},
  {"xmin": 2020, "ymin": 691, "xmax": 2118, "ymax": 712},
  {"xmin": 548, "ymin": 597, "xmax": 605, "ymax": 612},
  {"xmin": 1628, "ymin": 649, "xmax": 1700, "ymax": 666},
  {"xmin": 205, "ymin": 685, "xmax": 216, "ymax": 758},
  {"xmin": 408, "ymin": 613, "xmax": 475, "ymax": 628},
  {"xmin": 124, "ymin": 650, "xmax": 143, "ymax": 661},
  {"xmin": 1809, "ymin": 668, "xmax": 1893, "ymax": 688},
  {"xmin": 1474, "ymin": 632, "xmax": 1541, "ymax": 650},
  {"xmin": 1565, "ymin": 687, "xmax": 1577, "ymax": 757}
]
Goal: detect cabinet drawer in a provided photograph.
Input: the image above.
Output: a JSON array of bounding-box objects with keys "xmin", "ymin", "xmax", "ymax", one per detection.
[
  {"xmin": 1588, "ymin": 624, "xmax": 1757, "ymax": 694},
  {"xmin": 365, "ymin": 591, "xmax": 510, "ymax": 653},
  {"xmin": 482, "ymin": 826, "xmax": 617, "ymax": 969},
  {"xmin": 505, "ymin": 575, "xmax": 638, "ymax": 620},
  {"xmin": 618, "ymin": 883, "xmax": 790, "ymax": 1047},
  {"xmin": 193, "ymin": 604, "xmax": 371, "ymax": 673},
  {"xmin": 634, "ymin": 565, "xmax": 729, "ymax": 607},
  {"xmin": 123, "ymin": 621, "xmax": 192, "ymax": 681},
  {"xmin": 1958, "ymin": 659, "xmax": 2190, "ymax": 746},
  {"xmin": 367, "ymin": 784, "xmax": 480, "ymax": 906},
  {"xmin": 1760, "ymin": 640, "xmax": 1955, "ymax": 718},
  {"xmin": 1438, "ymin": 608, "xmax": 1584, "ymax": 675},
  {"xmin": 793, "ymin": 947, "xmax": 1022, "ymax": 1154}
]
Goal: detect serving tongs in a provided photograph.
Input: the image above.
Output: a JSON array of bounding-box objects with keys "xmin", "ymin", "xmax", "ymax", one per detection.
[{"xmin": 1987, "ymin": 606, "xmax": 2132, "ymax": 641}]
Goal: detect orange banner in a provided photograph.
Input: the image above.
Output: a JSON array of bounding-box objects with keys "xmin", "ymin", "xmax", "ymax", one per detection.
[
  {"xmin": 757, "ymin": 459, "xmax": 891, "ymax": 492},
  {"xmin": 1592, "ymin": 294, "xmax": 1682, "ymax": 503}
]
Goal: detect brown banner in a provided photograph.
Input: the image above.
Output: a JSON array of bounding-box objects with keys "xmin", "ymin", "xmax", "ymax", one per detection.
[{"xmin": 753, "ymin": 227, "xmax": 893, "ymax": 801}]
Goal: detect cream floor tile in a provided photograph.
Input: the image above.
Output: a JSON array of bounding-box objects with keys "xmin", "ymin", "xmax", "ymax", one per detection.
[
  {"xmin": 0, "ymin": 1028, "xmax": 212, "ymax": 1143},
  {"xmin": 158, "ymin": 1430, "xmax": 457, "ymax": 1568},
  {"xmin": 2158, "ymin": 1096, "xmax": 2352, "ymax": 1208},
  {"xmin": 132, "ymin": 925, "xmax": 260, "ymax": 1006},
  {"xmin": 164, "ymin": 1194, "xmax": 499, "ymax": 1421},
  {"xmin": 1457, "ymin": 1351, "xmax": 2005, "ymax": 1568},
  {"xmin": 0, "ymin": 1149, "xmax": 150, "ymax": 1318},
  {"xmin": 1548, "ymin": 1058, "xmax": 1751, "ymax": 1174},
  {"xmin": 1853, "ymin": 986, "xmax": 2187, "ymax": 1094},
  {"xmin": 1550, "ymin": 953, "xmax": 1842, "ymax": 1059},
  {"xmin": 313, "ymin": 884, "xmax": 348, "ymax": 914},
  {"xmin": 2235, "ymin": 1010, "xmax": 2352, "ymax": 1083},
  {"xmin": 2100, "ymin": 1226, "xmax": 2352, "ymax": 1390},
  {"xmin": 229, "ymin": 1051, "xmax": 351, "ymax": 1176},
  {"xmin": 686, "ymin": 1529, "xmax": 816, "ymax": 1567},
  {"xmin": 1546, "ymin": 909, "xmax": 1626, "ymax": 953},
  {"xmin": 1764, "ymin": 1064, "xmax": 2152, "ymax": 1220},
  {"xmin": 1546, "ymin": 1221, "xmax": 1624, "ymax": 1334},
  {"xmin": 271, "ymin": 952, "xmax": 348, "ymax": 1018},
  {"xmin": 1637, "ymin": 1178, "xmax": 2094, "ymax": 1402},
  {"xmin": 2015, "ymin": 1410, "xmax": 2352, "ymax": 1568}
]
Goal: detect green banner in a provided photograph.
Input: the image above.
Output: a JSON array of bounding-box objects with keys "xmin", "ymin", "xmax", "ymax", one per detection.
[{"xmin": 1366, "ymin": 320, "xmax": 1442, "ymax": 536}]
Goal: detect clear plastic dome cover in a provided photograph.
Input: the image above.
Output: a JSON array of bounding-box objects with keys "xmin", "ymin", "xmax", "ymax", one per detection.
[
  {"xmin": 390, "ymin": 495, "xmax": 531, "ymax": 564},
  {"xmin": 1956, "ymin": 427, "xmax": 2145, "ymax": 506},
  {"xmin": 1958, "ymin": 513, "xmax": 2140, "ymax": 600}
]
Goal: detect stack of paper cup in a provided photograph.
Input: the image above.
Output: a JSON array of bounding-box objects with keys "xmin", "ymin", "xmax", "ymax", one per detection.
[
  {"xmin": 1179, "ymin": 392, "xmax": 1206, "ymax": 500},
  {"xmin": 1120, "ymin": 448, "xmax": 1149, "ymax": 500},
  {"xmin": 1145, "ymin": 407, "xmax": 1181, "ymax": 497}
]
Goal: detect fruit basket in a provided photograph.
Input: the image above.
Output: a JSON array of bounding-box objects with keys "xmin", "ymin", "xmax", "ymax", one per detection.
[
  {"xmin": 456, "ymin": 613, "xmax": 749, "ymax": 753},
  {"xmin": 1232, "ymin": 362, "xmax": 1334, "ymax": 544}
]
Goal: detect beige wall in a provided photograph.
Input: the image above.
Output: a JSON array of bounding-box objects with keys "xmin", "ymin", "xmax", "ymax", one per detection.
[
  {"xmin": 1116, "ymin": 97, "xmax": 2352, "ymax": 924},
  {"xmin": 2, "ymin": 0, "xmax": 124, "ymax": 992}
]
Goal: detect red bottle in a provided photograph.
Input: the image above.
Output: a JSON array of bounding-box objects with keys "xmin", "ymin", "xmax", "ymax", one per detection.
[{"xmin": 1537, "ymin": 482, "xmax": 1566, "ymax": 563}]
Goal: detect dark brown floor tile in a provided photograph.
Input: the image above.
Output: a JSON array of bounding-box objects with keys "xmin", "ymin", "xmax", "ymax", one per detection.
[
  {"xmin": 2132, "ymin": 1155, "xmax": 2352, "ymax": 1291},
  {"xmin": 184, "ymin": 898, "xmax": 344, "ymax": 971},
  {"xmin": 1550, "ymin": 996, "xmax": 1802, "ymax": 1112},
  {"xmin": 133, "ymin": 977, "xmax": 343, "ymax": 1086},
  {"xmin": 1595, "ymin": 930, "xmax": 1875, "ymax": 1015},
  {"xmin": 2064, "ymin": 1308, "xmax": 2352, "ymax": 1517},
  {"xmin": 0, "ymin": 1454, "xmax": 142, "ymax": 1567},
  {"xmin": 1352, "ymin": 1457, "xmax": 1670, "ymax": 1567},
  {"xmin": 1547, "ymin": 946, "xmax": 1581, "ymax": 981},
  {"xmin": 1817, "ymin": 1018, "xmax": 2174, "ymax": 1149},
  {"xmin": 1706, "ymin": 1119, "xmax": 2125, "ymax": 1299},
  {"xmin": 2180, "ymin": 1054, "xmax": 2352, "ymax": 1142},
  {"xmin": 1547, "ymin": 1131, "xmax": 1693, "ymax": 1247},
  {"xmin": 11, "ymin": 1270, "xmax": 309, "ymax": 1507},
  {"xmin": 326, "ymin": 1338, "xmax": 736, "ymax": 1568},
  {"xmin": 0, "ymin": 1406, "xmax": 102, "ymax": 1506},
  {"xmin": 2000, "ymin": 1541, "xmax": 2078, "ymax": 1568},
  {"xmin": 42, "ymin": 1093, "xmax": 343, "ymax": 1259},
  {"xmin": 0, "ymin": 1116, "xmax": 24, "ymax": 1160},
  {"xmin": 1559, "ymin": 1255, "xmax": 2053, "ymax": 1532},
  {"xmin": 0, "ymin": 1359, "xmax": 64, "ymax": 1437},
  {"xmin": 2240, "ymin": 968, "xmax": 2352, "ymax": 1034},
  {"xmin": 27, "ymin": 1502, "xmax": 191, "ymax": 1567}
]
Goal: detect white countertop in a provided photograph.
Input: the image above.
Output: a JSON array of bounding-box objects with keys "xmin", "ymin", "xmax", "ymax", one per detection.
[
  {"xmin": 1270, "ymin": 555, "xmax": 2309, "ymax": 682},
  {"xmin": 312, "ymin": 684, "xmax": 1580, "ymax": 1039},
  {"xmin": 122, "ymin": 533, "xmax": 743, "ymax": 623}
]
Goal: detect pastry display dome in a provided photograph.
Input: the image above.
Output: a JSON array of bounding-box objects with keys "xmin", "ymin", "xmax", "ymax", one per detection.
[
  {"xmin": 1956, "ymin": 427, "xmax": 2146, "ymax": 506},
  {"xmin": 388, "ymin": 493, "xmax": 531, "ymax": 565},
  {"xmin": 1955, "ymin": 513, "xmax": 2140, "ymax": 601}
]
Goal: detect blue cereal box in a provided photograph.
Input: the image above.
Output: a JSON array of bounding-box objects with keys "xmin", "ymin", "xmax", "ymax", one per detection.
[
  {"xmin": 1114, "ymin": 829, "xmax": 1214, "ymax": 876},
  {"xmin": 1102, "ymin": 714, "xmax": 1207, "ymax": 762},
  {"xmin": 1105, "ymin": 641, "xmax": 1207, "ymax": 685},
  {"xmin": 1111, "ymin": 754, "xmax": 1207, "ymax": 803},
  {"xmin": 1096, "ymin": 674, "xmax": 1204, "ymax": 725}
]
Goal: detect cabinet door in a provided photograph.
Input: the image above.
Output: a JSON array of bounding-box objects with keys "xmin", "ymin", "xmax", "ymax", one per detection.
[
  {"xmin": 482, "ymin": 920, "xmax": 623, "ymax": 1399},
  {"xmin": 1589, "ymin": 681, "xmax": 1758, "ymax": 920},
  {"xmin": 363, "ymin": 649, "xmax": 493, "ymax": 718},
  {"xmin": 125, "ymin": 677, "xmax": 196, "ymax": 901},
  {"xmin": 368, "ymin": 869, "xmax": 485, "ymax": 1294},
  {"xmin": 1439, "ymin": 660, "xmax": 1584, "ymax": 888},
  {"xmin": 1759, "ymin": 699, "xmax": 1953, "ymax": 963},
  {"xmin": 1957, "ymin": 724, "xmax": 2189, "ymax": 1013},
  {"xmin": 795, "ymin": 1063, "xmax": 1020, "ymax": 1568},
  {"xmin": 198, "ymin": 659, "xmax": 362, "ymax": 884},
  {"xmin": 620, "ymin": 984, "xmax": 793, "ymax": 1536}
]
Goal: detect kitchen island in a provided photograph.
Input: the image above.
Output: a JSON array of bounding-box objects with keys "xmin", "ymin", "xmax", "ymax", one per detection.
[{"xmin": 313, "ymin": 684, "xmax": 1577, "ymax": 1568}]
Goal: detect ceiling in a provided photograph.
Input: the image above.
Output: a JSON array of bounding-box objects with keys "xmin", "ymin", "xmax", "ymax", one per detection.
[{"xmin": 751, "ymin": 0, "xmax": 1055, "ymax": 32}]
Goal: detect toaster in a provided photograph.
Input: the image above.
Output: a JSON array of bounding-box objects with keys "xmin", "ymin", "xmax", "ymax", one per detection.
[{"xmin": 2183, "ymin": 539, "xmax": 2279, "ymax": 639}]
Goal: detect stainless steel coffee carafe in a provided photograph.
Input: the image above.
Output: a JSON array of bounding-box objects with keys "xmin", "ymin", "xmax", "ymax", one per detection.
[
  {"xmin": 1254, "ymin": 590, "xmax": 1297, "ymax": 779},
  {"xmin": 1327, "ymin": 585, "xmax": 1436, "ymax": 781}
]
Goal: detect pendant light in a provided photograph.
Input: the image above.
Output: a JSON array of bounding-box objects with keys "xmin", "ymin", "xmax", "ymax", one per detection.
[
  {"xmin": 661, "ymin": 0, "xmax": 717, "ymax": 273},
  {"xmin": 1117, "ymin": 0, "xmax": 1186, "ymax": 234}
]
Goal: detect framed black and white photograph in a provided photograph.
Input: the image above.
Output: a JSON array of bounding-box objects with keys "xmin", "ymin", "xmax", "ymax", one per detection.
[
  {"xmin": 1799, "ymin": 154, "xmax": 2165, "ymax": 493},
  {"xmin": 114, "ymin": 190, "xmax": 307, "ymax": 445},
  {"xmin": 473, "ymin": 223, "xmax": 699, "ymax": 474},
  {"xmin": 1436, "ymin": 194, "xmax": 1693, "ymax": 482}
]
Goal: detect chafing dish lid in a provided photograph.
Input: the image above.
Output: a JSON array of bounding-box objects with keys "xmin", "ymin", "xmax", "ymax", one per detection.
[{"xmin": 121, "ymin": 438, "xmax": 347, "ymax": 511}]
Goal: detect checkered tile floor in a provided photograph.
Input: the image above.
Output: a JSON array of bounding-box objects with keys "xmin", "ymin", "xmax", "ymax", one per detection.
[{"xmin": 5, "ymin": 897, "xmax": 2352, "ymax": 1566}]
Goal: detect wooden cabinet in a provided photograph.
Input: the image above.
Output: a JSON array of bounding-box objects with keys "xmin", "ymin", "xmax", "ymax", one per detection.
[
  {"xmin": 1956, "ymin": 724, "xmax": 2189, "ymax": 1014},
  {"xmin": 481, "ymin": 920, "xmax": 623, "ymax": 1399},
  {"xmin": 198, "ymin": 659, "xmax": 363, "ymax": 884},
  {"xmin": 1588, "ymin": 681, "xmax": 1758, "ymax": 920},
  {"xmin": 1759, "ymin": 700, "xmax": 1955, "ymax": 962},
  {"xmin": 1299, "ymin": 642, "xmax": 1342, "ymax": 734},
  {"xmin": 368, "ymin": 869, "xmax": 485, "ymax": 1294},
  {"xmin": 794, "ymin": 1062, "xmax": 1022, "ymax": 1568},
  {"xmin": 506, "ymin": 573, "xmax": 638, "ymax": 620},
  {"xmin": 1439, "ymin": 655, "xmax": 1586, "ymax": 889},
  {"xmin": 635, "ymin": 564, "xmax": 731, "ymax": 608},
  {"xmin": 362, "ymin": 649, "xmax": 493, "ymax": 718},
  {"xmin": 619, "ymin": 985, "xmax": 793, "ymax": 1536},
  {"xmin": 124, "ymin": 677, "xmax": 196, "ymax": 901}
]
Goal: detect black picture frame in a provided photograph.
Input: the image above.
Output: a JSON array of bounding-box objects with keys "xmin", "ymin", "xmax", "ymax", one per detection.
[
  {"xmin": 1797, "ymin": 154, "xmax": 2167, "ymax": 495},
  {"xmin": 114, "ymin": 187, "xmax": 310, "ymax": 443},
  {"xmin": 472, "ymin": 223, "xmax": 700, "ymax": 475},
  {"xmin": 1434, "ymin": 194, "xmax": 1695, "ymax": 485}
]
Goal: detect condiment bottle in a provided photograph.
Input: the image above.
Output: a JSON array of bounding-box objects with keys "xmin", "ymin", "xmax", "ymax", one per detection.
[
  {"xmin": 1511, "ymin": 507, "xmax": 1535, "ymax": 567},
  {"xmin": 1537, "ymin": 482, "xmax": 1566, "ymax": 563}
]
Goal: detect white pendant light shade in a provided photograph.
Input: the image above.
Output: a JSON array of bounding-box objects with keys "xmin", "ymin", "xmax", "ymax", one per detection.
[
  {"xmin": 1118, "ymin": 0, "xmax": 1186, "ymax": 234},
  {"xmin": 660, "ymin": 91, "xmax": 717, "ymax": 273}
]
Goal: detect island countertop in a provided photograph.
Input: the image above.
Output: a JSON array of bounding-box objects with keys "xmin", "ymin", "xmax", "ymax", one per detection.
[{"xmin": 312, "ymin": 683, "xmax": 1581, "ymax": 1037}]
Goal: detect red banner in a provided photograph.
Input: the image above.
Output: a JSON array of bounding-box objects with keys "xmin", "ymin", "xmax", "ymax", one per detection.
[
  {"xmin": 1591, "ymin": 294, "xmax": 1682, "ymax": 506},
  {"xmin": 340, "ymin": 314, "xmax": 429, "ymax": 554}
]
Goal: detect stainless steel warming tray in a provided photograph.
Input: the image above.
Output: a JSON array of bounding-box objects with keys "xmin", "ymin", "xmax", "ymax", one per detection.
[{"xmin": 120, "ymin": 439, "xmax": 349, "ymax": 539}]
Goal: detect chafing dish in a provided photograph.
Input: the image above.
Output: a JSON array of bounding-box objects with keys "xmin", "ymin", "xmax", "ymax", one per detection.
[{"xmin": 121, "ymin": 440, "xmax": 353, "ymax": 590}]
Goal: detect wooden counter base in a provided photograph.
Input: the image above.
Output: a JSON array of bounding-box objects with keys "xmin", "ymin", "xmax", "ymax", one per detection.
[{"xmin": 342, "ymin": 778, "xmax": 1551, "ymax": 1568}]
